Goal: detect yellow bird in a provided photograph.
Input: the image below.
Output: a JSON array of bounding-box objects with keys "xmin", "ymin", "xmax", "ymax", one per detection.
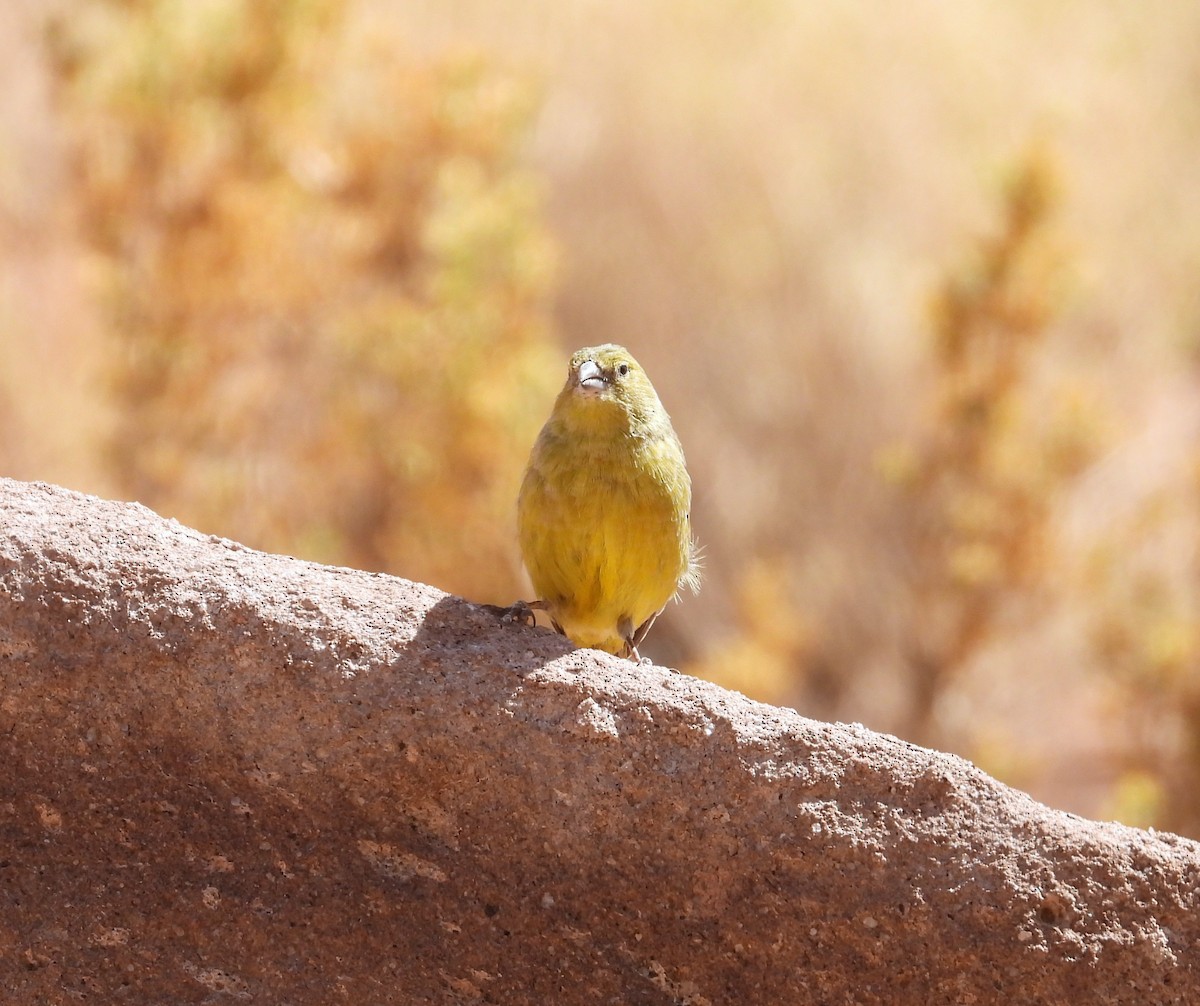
[{"xmin": 511, "ymin": 344, "xmax": 699, "ymax": 660}]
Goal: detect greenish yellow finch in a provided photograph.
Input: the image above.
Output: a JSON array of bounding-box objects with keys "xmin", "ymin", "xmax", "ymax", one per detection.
[{"xmin": 511, "ymin": 344, "xmax": 699, "ymax": 660}]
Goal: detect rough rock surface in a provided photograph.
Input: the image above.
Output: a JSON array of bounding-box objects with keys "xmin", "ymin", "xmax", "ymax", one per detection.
[{"xmin": 0, "ymin": 478, "xmax": 1197, "ymax": 1005}]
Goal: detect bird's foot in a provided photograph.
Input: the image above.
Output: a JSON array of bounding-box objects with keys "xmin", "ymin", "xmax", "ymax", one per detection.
[
  {"xmin": 482, "ymin": 599, "xmax": 546, "ymax": 627},
  {"xmin": 617, "ymin": 640, "xmax": 646, "ymax": 663}
]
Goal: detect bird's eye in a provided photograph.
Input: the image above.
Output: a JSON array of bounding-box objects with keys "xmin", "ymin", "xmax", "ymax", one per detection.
[{"xmin": 617, "ymin": 363, "xmax": 630, "ymax": 376}]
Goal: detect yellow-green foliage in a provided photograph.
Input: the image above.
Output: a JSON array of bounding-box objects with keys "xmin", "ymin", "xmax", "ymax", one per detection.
[{"xmin": 46, "ymin": 0, "xmax": 559, "ymax": 599}]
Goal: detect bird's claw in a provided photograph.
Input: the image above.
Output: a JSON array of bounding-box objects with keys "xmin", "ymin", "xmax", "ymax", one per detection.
[
  {"xmin": 504, "ymin": 601, "xmax": 537, "ymax": 626},
  {"xmin": 482, "ymin": 599, "xmax": 545, "ymax": 627}
]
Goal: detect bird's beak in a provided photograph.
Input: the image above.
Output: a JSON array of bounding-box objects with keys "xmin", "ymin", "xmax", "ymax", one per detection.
[{"xmin": 577, "ymin": 359, "xmax": 607, "ymax": 391}]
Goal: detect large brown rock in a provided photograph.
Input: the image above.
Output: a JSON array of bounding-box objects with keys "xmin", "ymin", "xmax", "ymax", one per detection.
[{"xmin": 0, "ymin": 478, "xmax": 1197, "ymax": 1004}]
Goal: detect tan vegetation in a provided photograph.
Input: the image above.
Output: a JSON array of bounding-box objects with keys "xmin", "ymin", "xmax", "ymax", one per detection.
[{"xmin": 3, "ymin": 0, "xmax": 1200, "ymax": 835}]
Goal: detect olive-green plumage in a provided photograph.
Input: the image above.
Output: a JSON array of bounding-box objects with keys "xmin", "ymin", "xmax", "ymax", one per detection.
[{"xmin": 517, "ymin": 344, "xmax": 699, "ymax": 658}]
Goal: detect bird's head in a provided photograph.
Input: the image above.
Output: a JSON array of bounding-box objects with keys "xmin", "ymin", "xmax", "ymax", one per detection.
[{"xmin": 565, "ymin": 344, "xmax": 661, "ymax": 418}]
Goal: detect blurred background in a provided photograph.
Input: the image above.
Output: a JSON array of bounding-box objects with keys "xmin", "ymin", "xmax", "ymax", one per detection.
[{"xmin": 3, "ymin": 0, "xmax": 1200, "ymax": 836}]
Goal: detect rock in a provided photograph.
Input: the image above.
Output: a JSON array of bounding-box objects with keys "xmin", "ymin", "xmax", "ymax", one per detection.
[{"xmin": 0, "ymin": 477, "xmax": 1197, "ymax": 1004}]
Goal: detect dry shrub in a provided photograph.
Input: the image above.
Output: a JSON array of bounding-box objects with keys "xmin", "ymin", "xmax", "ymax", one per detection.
[
  {"xmin": 1086, "ymin": 462, "xmax": 1200, "ymax": 835},
  {"xmin": 881, "ymin": 148, "xmax": 1099, "ymax": 741},
  {"xmin": 46, "ymin": 0, "xmax": 559, "ymax": 599},
  {"xmin": 690, "ymin": 148, "xmax": 1102, "ymax": 744}
]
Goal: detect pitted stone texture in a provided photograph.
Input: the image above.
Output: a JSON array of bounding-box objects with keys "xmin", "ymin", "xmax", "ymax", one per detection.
[{"xmin": 1, "ymin": 478, "xmax": 1197, "ymax": 1004}]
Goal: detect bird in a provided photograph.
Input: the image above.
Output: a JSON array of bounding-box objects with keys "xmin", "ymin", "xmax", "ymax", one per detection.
[{"xmin": 506, "ymin": 344, "xmax": 699, "ymax": 660}]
